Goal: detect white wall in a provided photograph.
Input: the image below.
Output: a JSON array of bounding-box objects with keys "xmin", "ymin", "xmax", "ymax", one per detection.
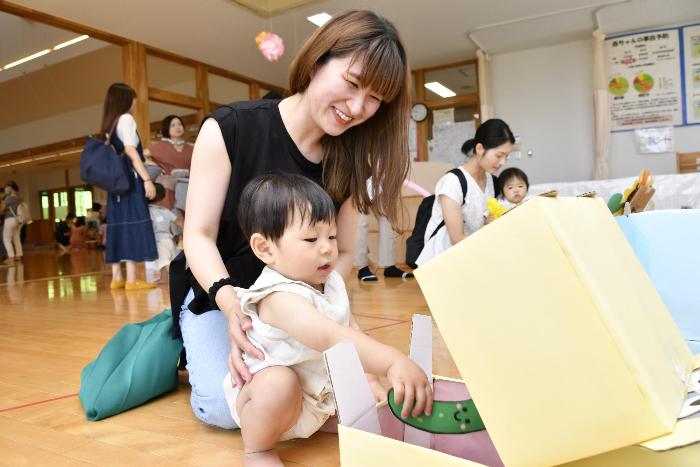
[
  {"xmin": 0, "ymin": 104, "xmax": 102, "ymax": 154},
  {"xmin": 491, "ymin": 38, "xmax": 700, "ymax": 184}
]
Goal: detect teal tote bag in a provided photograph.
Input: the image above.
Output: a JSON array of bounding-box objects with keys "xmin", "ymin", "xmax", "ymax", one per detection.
[{"xmin": 79, "ymin": 310, "xmax": 183, "ymax": 421}]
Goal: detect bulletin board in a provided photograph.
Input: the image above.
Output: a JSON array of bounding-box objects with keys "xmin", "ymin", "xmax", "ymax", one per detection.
[{"xmin": 607, "ymin": 23, "xmax": 700, "ymax": 131}]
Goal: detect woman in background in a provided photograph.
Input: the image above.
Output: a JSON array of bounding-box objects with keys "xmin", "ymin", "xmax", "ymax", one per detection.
[
  {"xmin": 149, "ymin": 115, "xmax": 194, "ymax": 210},
  {"xmin": 416, "ymin": 119, "xmax": 514, "ymax": 266},
  {"xmin": 1, "ymin": 181, "xmax": 23, "ymax": 264},
  {"xmin": 100, "ymin": 83, "xmax": 157, "ymax": 290}
]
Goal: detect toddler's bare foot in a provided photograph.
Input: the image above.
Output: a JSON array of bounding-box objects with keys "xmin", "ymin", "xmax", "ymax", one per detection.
[{"xmin": 244, "ymin": 449, "xmax": 283, "ymax": 467}]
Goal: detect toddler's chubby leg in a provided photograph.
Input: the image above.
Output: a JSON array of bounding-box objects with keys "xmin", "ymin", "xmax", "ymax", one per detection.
[{"xmin": 236, "ymin": 366, "xmax": 303, "ymax": 467}]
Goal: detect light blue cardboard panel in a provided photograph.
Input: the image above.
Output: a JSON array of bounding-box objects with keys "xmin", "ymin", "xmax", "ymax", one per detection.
[{"xmin": 617, "ymin": 211, "xmax": 700, "ymax": 354}]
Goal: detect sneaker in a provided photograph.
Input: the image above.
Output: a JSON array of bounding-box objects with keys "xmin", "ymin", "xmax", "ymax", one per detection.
[
  {"xmin": 383, "ymin": 265, "xmax": 414, "ymax": 279},
  {"xmin": 125, "ymin": 280, "xmax": 157, "ymax": 290},
  {"xmin": 357, "ymin": 266, "xmax": 378, "ymax": 282},
  {"xmin": 110, "ymin": 279, "xmax": 126, "ymax": 289}
]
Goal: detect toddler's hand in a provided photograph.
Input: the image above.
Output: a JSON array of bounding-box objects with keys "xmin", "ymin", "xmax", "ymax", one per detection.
[{"xmin": 387, "ymin": 356, "xmax": 432, "ymax": 419}]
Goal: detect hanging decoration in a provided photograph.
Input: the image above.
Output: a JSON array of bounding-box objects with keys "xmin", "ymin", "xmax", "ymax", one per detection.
[{"xmin": 255, "ymin": 31, "xmax": 285, "ymax": 62}]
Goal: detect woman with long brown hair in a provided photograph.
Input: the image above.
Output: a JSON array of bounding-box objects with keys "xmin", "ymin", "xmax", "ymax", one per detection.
[
  {"xmin": 170, "ymin": 10, "xmax": 411, "ymax": 432},
  {"xmin": 100, "ymin": 83, "xmax": 157, "ymax": 290}
]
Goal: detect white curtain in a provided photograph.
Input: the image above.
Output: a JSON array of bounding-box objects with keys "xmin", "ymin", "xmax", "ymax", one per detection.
[
  {"xmin": 476, "ymin": 49, "xmax": 494, "ymax": 121},
  {"xmin": 592, "ymin": 29, "xmax": 611, "ymax": 180}
]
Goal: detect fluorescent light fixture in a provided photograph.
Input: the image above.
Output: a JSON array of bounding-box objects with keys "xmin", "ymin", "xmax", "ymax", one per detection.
[
  {"xmin": 424, "ymin": 81, "xmax": 456, "ymax": 98},
  {"xmin": 307, "ymin": 12, "xmax": 331, "ymax": 27},
  {"xmin": 3, "ymin": 49, "xmax": 51, "ymax": 70},
  {"xmin": 53, "ymin": 34, "xmax": 89, "ymax": 50}
]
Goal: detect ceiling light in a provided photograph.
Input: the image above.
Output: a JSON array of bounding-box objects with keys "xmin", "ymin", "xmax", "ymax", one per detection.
[
  {"xmin": 307, "ymin": 13, "xmax": 331, "ymax": 27},
  {"xmin": 3, "ymin": 49, "xmax": 51, "ymax": 70},
  {"xmin": 425, "ymin": 82, "xmax": 456, "ymax": 98},
  {"xmin": 53, "ymin": 34, "xmax": 89, "ymax": 50}
]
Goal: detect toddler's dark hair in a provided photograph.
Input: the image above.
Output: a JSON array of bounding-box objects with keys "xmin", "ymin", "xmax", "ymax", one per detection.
[
  {"xmin": 238, "ymin": 173, "xmax": 336, "ymax": 242},
  {"xmin": 498, "ymin": 167, "xmax": 529, "ymax": 197},
  {"xmin": 149, "ymin": 182, "xmax": 166, "ymax": 204}
]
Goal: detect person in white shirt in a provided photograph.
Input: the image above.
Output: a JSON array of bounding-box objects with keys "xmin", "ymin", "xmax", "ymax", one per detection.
[
  {"xmin": 223, "ymin": 174, "xmax": 431, "ymax": 467},
  {"xmin": 416, "ymin": 119, "xmax": 514, "ymax": 266}
]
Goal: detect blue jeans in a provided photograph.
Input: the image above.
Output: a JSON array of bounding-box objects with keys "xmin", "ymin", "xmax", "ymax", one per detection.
[{"xmin": 181, "ymin": 289, "xmax": 239, "ymax": 429}]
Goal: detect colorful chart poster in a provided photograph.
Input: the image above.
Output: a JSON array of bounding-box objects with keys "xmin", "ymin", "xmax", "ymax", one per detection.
[
  {"xmin": 682, "ymin": 24, "xmax": 700, "ymax": 125},
  {"xmin": 606, "ymin": 29, "xmax": 683, "ymax": 130}
]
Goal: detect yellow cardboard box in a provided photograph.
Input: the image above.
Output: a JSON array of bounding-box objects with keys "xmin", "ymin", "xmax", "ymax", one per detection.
[
  {"xmin": 414, "ymin": 197, "xmax": 696, "ymax": 466},
  {"xmin": 326, "ymin": 319, "xmax": 699, "ymax": 466}
]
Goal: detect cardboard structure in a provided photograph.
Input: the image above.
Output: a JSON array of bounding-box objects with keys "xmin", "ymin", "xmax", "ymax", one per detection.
[
  {"xmin": 324, "ymin": 315, "xmax": 503, "ymax": 467},
  {"xmin": 617, "ymin": 210, "xmax": 700, "ymax": 353},
  {"xmin": 412, "ymin": 197, "xmax": 699, "ymax": 466}
]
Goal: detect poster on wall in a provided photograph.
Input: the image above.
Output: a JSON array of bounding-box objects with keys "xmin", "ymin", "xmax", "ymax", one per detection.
[
  {"xmin": 606, "ymin": 29, "xmax": 683, "ymax": 130},
  {"xmin": 428, "ymin": 120, "xmax": 475, "ymax": 167},
  {"xmin": 682, "ymin": 24, "xmax": 700, "ymax": 125}
]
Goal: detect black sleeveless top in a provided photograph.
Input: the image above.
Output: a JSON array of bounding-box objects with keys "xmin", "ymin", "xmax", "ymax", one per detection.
[{"xmin": 169, "ymin": 100, "xmax": 327, "ymax": 337}]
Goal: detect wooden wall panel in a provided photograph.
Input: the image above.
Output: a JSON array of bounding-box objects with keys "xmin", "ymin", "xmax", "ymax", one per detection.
[{"xmin": 122, "ymin": 42, "xmax": 150, "ymax": 146}]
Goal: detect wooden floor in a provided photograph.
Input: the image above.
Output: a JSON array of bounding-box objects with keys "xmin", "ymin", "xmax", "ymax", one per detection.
[{"xmin": 0, "ymin": 249, "xmax": 459, "ymax": 466}]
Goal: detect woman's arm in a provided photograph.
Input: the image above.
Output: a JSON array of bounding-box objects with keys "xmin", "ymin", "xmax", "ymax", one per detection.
[
  {"xmin": 123, "ymin": 146, "xmax": 155, "ymax": 199},
  {"xmin": 183, "ymin": 118, "xmax": 263, "ymax": 387},
  {"xmin": 439, "ymin": 195, "xmax": 466, "ymax": 245},
  {"xmin": 334, "ymin": 198, "xmax": 360, "ymax": 281},
  {"xmin": 259, "ymin": 292, "xmax": 432, "ymax": 417}
]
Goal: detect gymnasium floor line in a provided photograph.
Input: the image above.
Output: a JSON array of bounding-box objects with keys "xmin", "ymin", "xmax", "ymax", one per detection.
[
  {"xmin": 362, "ymin": 320, "xmax": 409, "ymax": 332},
  {"xmin": 0, "ymin": 392, "xmax": 79, "ymax": 414},
  {"xmin": 0, "ymin": 321, "xmax": 407, "ymax": 415},
  {"xmin": 352, "ymin": 312, "xmax": 408, "ymax": 322}
]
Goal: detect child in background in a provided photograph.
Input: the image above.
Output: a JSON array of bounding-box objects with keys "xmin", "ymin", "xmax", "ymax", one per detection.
[
  {"xmin": 498, "ymin": 167, "xmax": 529, "ymax": 209},
  {"xmin": 69, "ymin": 217, "xmax": 87, "ymax": 250},
  {"xmin": 55, "ymin": 213, "xmax": 75, "ymax": 253},
  {"xmin": 223, "ymin": 174, "xmax": 431, "ymax": 467},
  {"xmin": 148, "ymin": 183, "xmax": 182, "ymax": 282}
]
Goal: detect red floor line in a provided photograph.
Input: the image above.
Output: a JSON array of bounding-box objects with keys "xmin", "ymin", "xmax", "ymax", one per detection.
[
  {"xmin": 352, "ymin": 313, "xmax": 407, "ymax": 322},
  {"xmin": 0, "ymin": 392, "xmax": 79, "ymax": 413},
  {"xmin": 363, "ymin": 320, "xmax": 408, "ymax": 333}
]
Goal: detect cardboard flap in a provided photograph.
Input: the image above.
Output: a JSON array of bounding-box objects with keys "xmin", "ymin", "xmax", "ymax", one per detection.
[
  {"xmin": 409, "ymin": 314, "xmax": 433, "ymax": 377},
  {"xmin": 405, "ymin": 315, "xmax": 433, "ymax": 448},
  {"xmin": 324, "ymin": 340, "xmax": 381, "ymax": 434},
  {"xmin": 640, "ymin": 417, "xmax": 700, "ymax": 451}
]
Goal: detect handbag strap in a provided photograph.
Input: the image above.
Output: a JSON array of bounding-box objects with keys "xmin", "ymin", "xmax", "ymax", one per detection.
[{"xmin": 103, "ymin": 117, "xmax": 121, "ymax": 146}]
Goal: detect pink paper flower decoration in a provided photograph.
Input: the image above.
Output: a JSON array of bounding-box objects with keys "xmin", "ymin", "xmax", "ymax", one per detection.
[
  {"xmin": 255, "ymin": 31, "xmax": 285, "ymax": 62},
  {"xmin": 403, "ymin": 179, "xmax": 431, "ymax": 198}
]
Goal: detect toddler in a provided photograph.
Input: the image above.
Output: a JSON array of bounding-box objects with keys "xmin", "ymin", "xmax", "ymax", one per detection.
[
  {"xmin": 498, "ymin": 167, "xmax": 529, "ymax": 209},
  {"xmin": 223, "ymin": 174, "xmax": 431, "ymax": 466},
  {"xmin": 147, "ymin": 183, "xmax": 182, "ymax": 282}
]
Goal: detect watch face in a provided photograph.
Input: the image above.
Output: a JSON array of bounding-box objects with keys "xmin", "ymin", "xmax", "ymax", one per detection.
[{"xmin": 411, "ymin": 103, "xmax": 428, "ymax": 122}]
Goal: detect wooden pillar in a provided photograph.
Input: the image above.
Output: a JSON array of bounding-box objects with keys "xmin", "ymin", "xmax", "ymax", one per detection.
[
  {"xmin": 122, "ymin": 42, "xmax": 150, "ymax": 146},
  {"xmin": 249, "ymin": 82, "xmax": 261, "ymax": 101},
  {"xmin": 414, "ymin": 70, "xmax": 429, "ymax": 162},
  {"xmin": 196, "ymin": 65, "xmax": 210, "ymax": 121}
]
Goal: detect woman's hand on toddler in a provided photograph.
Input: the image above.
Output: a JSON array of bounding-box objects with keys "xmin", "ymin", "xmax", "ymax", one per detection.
[
  {"xmin": 223, "ymin": 300, "xmax": 264, "ymax": 388},
  {"xmin": 387, "ymin": 356, "xmax": 433, "ymax": 419}
]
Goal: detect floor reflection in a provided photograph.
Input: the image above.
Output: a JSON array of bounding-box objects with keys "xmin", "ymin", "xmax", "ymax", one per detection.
[{"xmin": 0, "ymin": 248, "xmax": 106, "ymax": 285}]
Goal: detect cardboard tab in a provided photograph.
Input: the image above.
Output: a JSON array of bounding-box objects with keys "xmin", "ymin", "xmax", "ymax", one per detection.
[
  {"xmin": 405, "ymin": 314, "xmax": 433, "ymax": 448},
  {"xmin": 324, "ymin": 340, "xmax": 380, "ymax": 434}
]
